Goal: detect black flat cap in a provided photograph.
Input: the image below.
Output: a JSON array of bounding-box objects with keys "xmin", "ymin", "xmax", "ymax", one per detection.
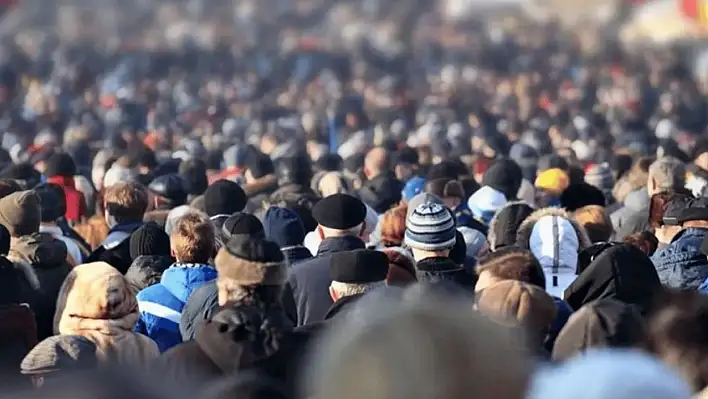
[
  {"xmin": 312, "ymin": 193, "xmax": 367, "ymax": 230},
  {"xmin": 330, "ymin": 249, "xmax": 389, "ymax": 284},
  {"xmin": 223, "ymin": 212, "xmax": 265, "ymax": 238},
  {"xmin": 678, "ymin": 197, "xmax": 708, "ymax": 224}
]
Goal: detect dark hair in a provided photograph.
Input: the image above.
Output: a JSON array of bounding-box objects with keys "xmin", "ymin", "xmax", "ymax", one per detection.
[
  {"xmin": 476, "ymin": 246, "xmax": 546, "ymax": 289},
  {"xmin": 624, "ymin": 231, "xmax": 659, "ymax": 257}
]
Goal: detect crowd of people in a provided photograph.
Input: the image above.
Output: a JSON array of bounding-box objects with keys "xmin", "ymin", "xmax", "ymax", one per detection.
[{"xmin": 1, "ymin": 1, "xmax": 708, "ymax": 398}]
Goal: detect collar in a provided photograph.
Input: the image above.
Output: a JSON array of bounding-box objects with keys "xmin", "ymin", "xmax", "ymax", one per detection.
[
  {"xmin": 670, "ymin": 227, "xmax": 708, "ymax": 244},
  {"xmin": 416, "ymin": 257, "xmax": 463, "ymax": 273},
  {"xmin": 281, "ymin": 245, "xmax": 307, "ymax": 252},
  {"xmin": 170, "ymin": 262, "xmax": 214, "ymax": 269},
  {"xmin": 46, "ymin": 175, "xmax": 75, "ymax": 188},
  {"xmin": 317, "ymin": 236, "xmax": 365, "ymax": 255},
  {"xmin": 108, "ymin": 222, "xmax": 143, "ymax": 235},
  {"xmin": 324, "ymin": 293, "xmax": 365, "ymax": 320},
  {"xmin": 39, "ymin": 225, "xmax": 63, "ymax": 236}
]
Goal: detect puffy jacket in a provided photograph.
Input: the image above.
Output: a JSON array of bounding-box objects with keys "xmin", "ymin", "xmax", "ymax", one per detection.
[
  {"xmin": 136, "ymin": 263, "xmax": 217, "ymax": 352},
  {"xmin": 652, "ymin": 227, "xmax": 708, "ymax": 290},
  {"xmin": 46, "ymin": 176, "xmax": 86, "ymax": 223}
]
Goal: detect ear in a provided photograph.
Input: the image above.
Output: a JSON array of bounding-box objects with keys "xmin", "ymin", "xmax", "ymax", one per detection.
[
  {"xmin": 329, "ymin": 286, "xmax": 338, "ymax": 302},
  {"xmin": 170, "ymin": 247, "xmax": 176, "ymax": 259},
  {"xmin": 359, "ymin": 221, "xmax": 367, "ymax": 238},
  {"xmin": 317, "ymin": 226, "xmax": 325, "ymax": 240}
]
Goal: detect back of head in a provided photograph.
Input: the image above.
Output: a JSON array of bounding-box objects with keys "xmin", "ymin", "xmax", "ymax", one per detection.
[
  {"xmin": 203, "ymin": 180, "xmax": 247, "ymax": 217},
  {"xmin": 125, "ymin": 255, "xmax": 173, "ymax": 294},
  {"xmin": 307, "ymin": 297, "xmax": 530, "ymax": 399},
  {"xmin": 379, "ymin": 206, "xmax": 408, "ymax": 248},
  {"xmin": 649, "ymin": 157, "xmax": 686, "ymax": 195},
  {"xmin": 275, "ymin": 154, "xmax": 312, "ymax": 186},
  {"xmin": 483, "ymin": 159, "xmax": 523, "ymax": 200},
  {"xmin": 0, "ymin": 190, "xmax": 41, "ymax": 236},
  {"xmin": 364, "ymin": 147, "xmax": 391, "ymax": 177},
  {"xmin": 129, "ymin": 222, "xmax": 171, "ymax": 259},
  {"xmin": 648, "ymin": 291, "xmax": 708, "ymax": 392},
  {"xmin": 263, "ymin": 207, "xmax": 305, "ymax": 249},
  {"xmin": 200, "ymin": 372, "xmax": 290, "ymax": 399},
  {"xmin": 178, "ymin": 159, "xmax": 209, "ymax": 197},
  {"xmin": 21, "ymin": 335, "xmax": 98, "ymax": 378},
  {"xmin": 104, "ymin": 182, "xmax": 148, "ymax": 225},
  {"xmin": 45, "ymin": 152, "xmax": 77, "ymax": 178},
  {"xmin": 573, "ymin": 205, "xmax": 613, "ymax": 243},
  {"xmin": 476, "ymin": 246, "xmax": 546, "ymax": 291},
  {"xmin": 170, "ymin": 212, "xmax": 214, "ymax": 264},
  {"xmin": 34, "ymin": 183, "xmax": 67, "ymax": 223}
]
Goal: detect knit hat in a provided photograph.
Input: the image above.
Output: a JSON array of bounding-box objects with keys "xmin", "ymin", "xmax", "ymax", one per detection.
[
  {"xmin": 477, "ymin": 280, "xmax": 557, "ymax": 338},
  {"xmin": 21, "ymin": 335, "xmax": 97, "ymax": 375},
  {"xmin": 401, "ymin": 176, "xmax": 426, "ymax": 202},
  {"xmin": 223, "ymin": 213, "xmax": 265, "ymax": 238},
  {"xmin": 405, "ymin": 203, "xmax": 457, "ymax": 251},
  {"xmin": 264, "ymin": 207, "xmax": 305, "ymax": 248},
  {"xmin": 0, "ymin": 190, "xmax": 40, "ymax": 236},
  {"xmin": 560, "ymin": 183, "xmax": 606, "ymax": 211},
  {"xmin": 44, "ymin": 153, "xmax": 77, "ymax": 178},
  {"xmin": 34, "ymin": 183, "xmax": 66, "ymax": 222},
  {"xmin": 482, "ymin": 159, "xmax": 523, "ymax": 200},
  {"xmin": 584, "ymin": 163, "xmax": 615, "ymax": 193},
  {"xmin": 204, "ymin": 180, "xmax": 247, "ymax": 217},
  {"xmin": 130, "ymin": 222, "xmax": 171, "ymax": 260},
  {"xmin": 535, "ymin": 168, "xmax": 570, "ymax": 196},
  {"xmin": 467, "ymin": 186, "xmax": 507, "ymax": 225},
  {"xmin": 215, "ymin": 235, "xmax": 286, "ymax": 286},
  {"xmin": 406, "ymin": 193, "xmax": 444, "ymax": 220}
]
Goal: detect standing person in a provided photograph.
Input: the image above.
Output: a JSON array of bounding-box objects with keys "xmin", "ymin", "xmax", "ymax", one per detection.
[
  {"xmin": 0, "ymin": 190, "xmax": 73, "ymax": 340},
  {"xmin": 269, "ymin": 153, "xmax": 320, "ymax": 211},
  {"xmin": 143, "ymin": 174, "xmax": 188, "ymax": 229},
  {"xmin": 263, "ymin": 207, "xmax": 312, "ymax": 264},
  {"xmin": 44, "ymin": 153, "xmax": 86, "ymax": 224},
  {"xmin": 86, "ymin": 182, "xmax": 148, "ymax": 274},
  {"xmin": 359, "ymin": 147, "xmax": 403, "ymax": 215},
  {"xmin": 35, "ymin": 184, "xmax": 85, "ymax": 265},
  {"xmin": 136, "ymin": 213, "xmax": 217, "ymax": 352},
  {"xmin": 283, "ymin": 194, "xmax": 368, "ymax": 326}
]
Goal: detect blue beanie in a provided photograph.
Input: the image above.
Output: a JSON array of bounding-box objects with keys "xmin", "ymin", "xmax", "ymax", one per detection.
[
  {"xmin": 264, "ymin": 207, "xmax": 306, "ymax": 248},
  {"xmin": 402, "ymin": 176, "xmax": 426, "ymax": 202}
]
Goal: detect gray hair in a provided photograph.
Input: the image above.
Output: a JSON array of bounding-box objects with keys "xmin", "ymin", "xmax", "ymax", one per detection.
[
  {"xmin": 648, "ymin": 157, "xmax": 686, "ymax": 192},
  {"xmin": 330, "ymin": 281, "xmax": 385, "ymax": 298}
]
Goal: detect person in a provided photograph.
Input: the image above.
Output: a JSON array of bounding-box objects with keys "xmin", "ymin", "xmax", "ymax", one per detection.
[
  {"xmin": 648, "ymin": 291, "xmax": 708, "ymax": 395},
  {"xmin": 565, "ymin": 244, "xmax": 662, "ymax": 315},
  {"xmin": 650, "ymin": 192, "xmax": 692, "ymax": 250},
  {"xmin": 358, "ymin": 147, "xmax": 403, "ymax": 214},
  {"xmin": 199, "ymin": 372, "xmax": 290, "ymax": 399},
  {"xmin": 306, "ymin": 296, "xmax": 531, "ymax": 399},
  {"xmin": 20, "ymin": 335, "xmax": 98, "ymax": 389},
  {"xmin": 475, "ymin": 247, "xmax": 546, "ymax": 293},
  {"xmin": 405, "ymin": 203, "xmax": 471, "ymax": 289},
  {"xmin": 425, "ymin": 178, "xmax": 483, "ymax": 232},
  {"xmin": 378, "ymin": 205, "xmax": 408, "ymax": 248},
  {"xmin": 242, "ymin": 151, "xmax": 278, "ymax": 212},
  {"xmin": 559, "ymin": 183, "xmax": 607, "ymax": 212},
  {"xmin": 623, "ymin": 231, "xmax": 660, "ymax": 256},
  {"xmin": 316, "ymin": 171, "xmax": 350, "ymax": 197},
  {"xmin": 144, "ymin": 174, "xmax": 188, "ymax": 229},
  {"xmin": 283, "ymin": 193, "xmax": 368, "ymax": 326},
  {"xmin": 552, "ymin": 299, "xmax": 647, "ymax": 362},
  {"xmin": 573, "ymin": 205, "xmax": 614, "ymax": 244},
  {"xmin": 486, "ymin": 202, "xmax": 534, "ymax": 252},
  {"xmin": 156, "ymin": 234, "xmax": 301, "ymax": 397},
  {"xmin": 179, "ymin": 159, "xmax": 209, "ymax": 202},
  {"xmin": 381, "ymin": 247, "xmax": 417, "ymax": 286},
  {"xmin": 516, "ymin": 208, "xmax": 591, "ymax": 297},
  {"xmin": 476, "ymin": 280, "xmax": 557, "ymax": 356},
  {"xmin": 35, "ymin": 184, "xmax": 85, "ymax": 266},
  {"xmin": 136, "ymin": 212, "xmax": 217, "ymax": 352},
  {"xmin": 269, "ymin": 154, "xmax": 320, "ymax": 211},
  {"xmin": 584, "ymin": 162, "xmax": 616, "ymax": 210},
  {"xmin": 54, "ymin": 262, "xmax": 159, "ymax": 366},
  {"xmin": 400, "ymin": 176, "xmax": 426, "ymax": 205},
  {"xmin": 86, "ymin": 182, "xmax": 148, "ymax": 274},
  {"xmin": 652, "ymin": 197, "xmax": 708, "ymax": 289},
  {"xmin": 467, "ymin": 160, "xmax": 523, "ymax": 226},
  {"xmin": 392, "ymin": 146, "xmax": 420, "ymax": 183},
  {"xmin": 0, "ymin": 190, "xmax": 73, "ymax": 341},
  {"xmin": 528, "ymin": 350, "xmax": 692, "ymax": 399},
  {"xmin": 534, "ymin": 168, "xmax": 570, "ymax": 208},
  {"xmin": 263, "ymin": 207, "xmax": 312, "ymax": 264},
  {"xmin": 44, "ymin": 153, "xmax": 86, "ymax": 223},
  {"xmin": 203, "ymin": 179, "xmax": 248, "ymax": 219}
]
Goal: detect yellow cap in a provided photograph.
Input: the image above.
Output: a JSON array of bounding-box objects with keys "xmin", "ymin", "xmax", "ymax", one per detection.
[{"xmin": 535, "ymin": 168, "xmax": 570, "ymax": 196}]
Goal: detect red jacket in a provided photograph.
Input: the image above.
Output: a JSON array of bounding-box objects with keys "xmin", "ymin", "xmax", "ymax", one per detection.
[{"xmin": 46, "ymin": 176, "xmax": 86, "ymax": 223}]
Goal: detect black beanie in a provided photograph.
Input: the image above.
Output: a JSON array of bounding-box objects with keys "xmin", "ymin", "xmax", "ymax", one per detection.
[
  {"xmin": 45, "ymin": 153, "xmax": 77, "ymax": 178},
  {"xmin": 129, "ymin": 222, "xmax": 172, "ymax": 260},
  {"xmin": 179, "ymin": 159, "xmax": 209, "ymax": 197},
  {"xmin": 222, "ymin": 213, "xmax": 265, "ymax": 238},
  {"xmin": 34, "ymin": 183, "xmax": 66, "ymax": 222},
  {"xmin": 560, "ymin": 183, "xmax": 606, "ymax": 212},
  {"xmin": 204, "ymin": 180, "xmax": 247, "ymax": 217},
  {"xmin": 482, "ymin": 159, "xmax": 523, "ymax": 201}
]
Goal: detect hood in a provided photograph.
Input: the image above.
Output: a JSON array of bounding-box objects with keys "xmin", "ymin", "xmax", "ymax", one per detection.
[
  {"xmin": 623, "ymin": 188, "xmax": 649, "ymax": 212},
  {"xmin": 358, "ymin": 173, "xmax": 403, "ymax": 214},
  {"xmin": 195, "ymin": 304, "xmax": 287, "ymax": 373},
  {"xmin": 564, "ymin": 244, "xmax": 661, "ymax": 314},
  {"xmin": 487, "ymin": 201, "xmax": 535, "ymax": 251},
  {"xmin": 552, "ymin": 299, "xmax": 646, "ymax": 362},
  {"xmin": 124, "ymin": 255, "xmax": 173, "ymax": 294},
  {"xmin": 467, "ymin": 186, "xmax": 508, "ymax": 225},
  {"xmin": 9, "ymin": 233, "xmax": 68, "ymax": 269},
  {"xmin": 243, "ymin": 174, "xmax": 278, "ymax": 198},
  {"xmin": 517, "ymin": 207, "xmax": 592, "ymax": 251},
  {"xmin": 161, "ymin": 263, "xmax": 218, "ymax": 303}
]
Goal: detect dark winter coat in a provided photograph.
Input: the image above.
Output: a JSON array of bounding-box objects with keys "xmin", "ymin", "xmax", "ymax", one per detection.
[
  {"xmin": 86, "ymin": 222, "xmax": 143, "ymax": 274},
  {"xmin": 143, "ymin": 209, "xmax": 171, "ymax": 230},
  {"xmin": 124, "ymin": 255, "xmax": 173, "ymax": 294},
  {"xmin": 9, "ymin": 233, "xmax": 72, "ymax": 340},
  {"xmin": 179, "ymin": 281, "xmax": 218, "ymax": 342},
  {"xmin": 358, "ymin": 172, "xmax": 403, "ymax": 214},
  {"xmin": 282, "ymin": 236, "xmax": 365, "ymax": 326},
  {"xmin": 416, "ymin": 256, "xmax": 476, "ymax": 291},
  {"xmin": 269, "ymin": 183, "xmax": 320, "ymax": 211},
  {"xmin": 282, "ymin": 246, "xmax": 313, "ymax": 265},
  {"xmin": 243, "ymin": 175, "xmax": 278, "ymax": 214}
]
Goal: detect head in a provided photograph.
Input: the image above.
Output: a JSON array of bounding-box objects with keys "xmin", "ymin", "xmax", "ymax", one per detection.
[
  {"xmin": 317, "ymin": 171, "xmax": 350, "ymax": 197},
  {"xmin": 263, "ymin": 207, "xmax": 305, "ymax": 249},
  {"xmin": 380, "ymin": 206, "xmax": 408, "ymax": 248},
  {"xmin": 405, "ymin": 203, "xmax": 457, "ymax": 261},
  {"xmin": 244, "ymin": 152, "xmax": 275, "ymax": 184},
  {"xmin": 0, "ymin": 190, "xmax": 41, "ymax": 237},
  {"xmin": 21, "ymin": 335, "xmax": 98, "ymax": 388},
  {"xmin": 313, "ymin": 194, "xmax": 367, "ymax": 241},
  {"xmin": 103, "ymin": 182, "xmax": 148, "ymax": 227},
  {"xmin": 489, "ymin": 235, "xmax": 548, "ymax": 282},
  {"xmin": 624, "ymin": 231, "xmax": 659, "ymax": 257},
  {"xmin": 425, "ymin": 178, "xmax": 466, "ymax": 210},
  {"xmin": 534, "ymin": 168, "xmax": 569, "ymax": 208},
  {"xmin": 275, "ymin": 154, "xmax": 312, "ymax": 187},
  {"xmin": 328, "ymin": 249, "xmax": 389, "ymax": 302},
  {"xmin": 34, "ymin": 183, "xmax": 67, "ymax": 225},
  {"xmin": 573, "ymin": 205, "xmax": 613, "ymax": 243},
  {"xmin": 170, "ymin": 212, "xmax": 215, "ymax": 264},
  {"xmin": 364, "ymin": 147, "xmax": 391, "ymax": 180},
  {"xmin": 203, "ymin": 180, "xmax": 247, "ymax": 217},
  {"xmin": 648, "ymin": 157, "xmax": 686, "ymax": 197},
  {"xmin": 393, "ymin": 147, "xmax": 419, "ymax": 182}
]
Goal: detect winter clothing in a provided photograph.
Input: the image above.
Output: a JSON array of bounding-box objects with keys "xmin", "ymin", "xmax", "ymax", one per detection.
[
  {"xmin": 535, "ymin": 168, "xmax": 570, "ymax": 196},
  {"xmin": 566, "ymin": 244, "xmax": 661, "ymax": 314},
  {"xmin": 9, "ymin": 233, "xmax": 72, "ymax": 340},
  {"xmin": 467, "ymin": 186, "xmax": 507, "ymax": 225},
  {"xmin": 129, "ymin": 222, "xmax": 171, "ymax": 260},
  {"xmin": 264, "ymin": 207, "xmax": 306, "ymax": 249},
  {"xmin": 215, "ymin": 235, "xmax": 286, "ymax": 287},
  {"xmin": 124, "ymin": 255, "xmax": 173, "ymax": 293},
  {"xmin": 313, "ymin": 193, "xmax": 367, "ymax": 230},
  {"xmin": 406, "ymin": 193, "xmax": 444, "ymax": 219},
  {"xmin": 585, "ymin": 163, "xmax": 615, "ymax": 200},
  {"xmin": 55, "ymin": 262, "xmax": 159, "ymax": 366},
  {"xmin": 415, "ymin": 256, "xmax": 472, "ymax": 290},
  {"xmin": 610, "ymin": 188, "xmax": 650, "ymax": 240},
  {"xmin": 179, "ymin": 281, "xmax": 219, "ymax": 341},
  {"xmin": 204, "ymin": 180, "xmax": 247, "ymax": 217},
  {"xmin": 136, "ymin": 263, "xmax": 218, "ymax": 352},
  {"xmin": 401, "ymin": 176, "xmax": 426, "ymax": 202},
  {"xmin": 0, "ymin": 190, "xmax": 41, "ymax": 237},
  {"xmin": 457, "ymin": 226, "xmax": 487, "ymax": 259},
  {"xmin": 552, "ymin": 299, "xmax": 646, "ymax": 362},
  {"xmin": 243, "ymin": 175, "xmax": 278, "ymax": 213},
  {"xmin": 46, "ymin": 155, "xmax": 86, "ymax": 222},
  {"xmin": 358, "ymin": 172, "xmax": 403, "ymax": 214},
  {"xmin": 517, "ymin": 208, "xmax": 591, "ymax": 298},
  {"xmin": 560, "ymin": 183, "xmax": 607, "ymax": 212},
  {"xmin": 74, "ymin": 215, "xmax": 109, "ymax": 251},
  {"xmin": 330, "ymin": 249, "xmax": 389, "ymax": 284},
  {"xmin": 528, "ymin": 350, "xmax": 692, "ymax": 399},
  {"xmin": 382, "ymin": 247, "xmax": 417, "ymax": 286},
  {"xmin": 482, "ymin": 159, "xmax": 523, "ymax": 200},
  {"xmin": 21, "ymin": 335, "xmax": 97, "ymax": 376},
  {"xmin": 0, "ymin": 303, "xmax": 37, "ymax": 392},
  {"xmin": 86, "ymin": 222, "xmax": 144, "ymax": 274},
  {"xmin": 269, "ymin": 183, "xmax": 320, "ymax": 212},
  {"xmin": 39, "ymin": 225, "xmax": 84, "ymax": 266},
  {"xmin": 487, "ymin": 201, "xmax": 534, "ymax": 252},
  {"xmin": 405, "ymin": 203, "xmax": 457, "ymax": 251},
  {"xmin": 283, "ymin": 236, "xmax": 365, "ymax": 326},
  {"xmin": 652, "ymin": 227, "xmax": 708, "ymax": 290}
]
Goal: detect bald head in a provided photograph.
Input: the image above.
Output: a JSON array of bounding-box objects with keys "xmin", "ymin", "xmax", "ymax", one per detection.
[{"xmin": 365, "ymin": 147, "xmax": 391, "ymax": 179}]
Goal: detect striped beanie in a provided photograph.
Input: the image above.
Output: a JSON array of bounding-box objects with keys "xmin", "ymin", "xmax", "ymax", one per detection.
[
  {"xmin": 584, "ymin": 163, "xmax": 615, "ymax": 193},
  {"xmin": 405, "ymin": 203, "xmax": 457, "ymax": 251}
]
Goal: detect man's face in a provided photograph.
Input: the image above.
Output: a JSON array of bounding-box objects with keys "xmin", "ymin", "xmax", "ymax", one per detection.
[{"xmin": 535, "ymin": 188, "xmax": 556, "ymax": 208}]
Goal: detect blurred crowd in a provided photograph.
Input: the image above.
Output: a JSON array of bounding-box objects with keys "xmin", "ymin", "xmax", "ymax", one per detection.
[{"xmin": 1, "ymin": 0, "xmax": 708, "ymax": 398}]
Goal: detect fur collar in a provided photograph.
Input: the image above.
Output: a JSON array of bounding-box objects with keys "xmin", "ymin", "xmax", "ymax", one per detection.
[
  {"xmin": 487, "ymin": 201, "xmax": 534, "ymax": 251},
  {"xmin": 516, "ymin": 207, "xmax": 592, "ymax": 251}
]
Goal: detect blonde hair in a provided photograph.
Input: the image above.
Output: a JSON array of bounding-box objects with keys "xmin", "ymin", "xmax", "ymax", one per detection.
[
  {"xmin": 170, "ymin": 212, "xmax": 214, "ymax": 263},
  {"xmin": 103, "ymin": 182, "xmax": 148, "ymax": 223}
]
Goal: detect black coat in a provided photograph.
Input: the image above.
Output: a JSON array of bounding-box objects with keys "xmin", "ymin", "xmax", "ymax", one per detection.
[
  {"xmin": 282, "ymin": 236, "xmax": 365, "ymax": 326},
  {"xmin": 180, "ymin": 281, "xmax": 219, "ymax": 341},
  {"xmin": 86, "ymin": 223, "xmax": 143, "ymax": 274},
  {"xmin": 282, "ymin": 246, "xmax": 313, "ymax": 265},
  {"xmin": 358, "ymin": 172, "xmax": 403, "ymax": 214},
  {"xmin": 416, "ymin": 257, "xmax": 476, "ymax": 292}
]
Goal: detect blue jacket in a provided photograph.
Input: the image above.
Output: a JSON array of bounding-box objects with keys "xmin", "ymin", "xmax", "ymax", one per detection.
[
  {"xmin": 652, "ymin": 228, "xmax": 708, "ymax": 290},
  {"xmin": 135, "ymin": 263, "xmax": 217, "ymax": 352}
]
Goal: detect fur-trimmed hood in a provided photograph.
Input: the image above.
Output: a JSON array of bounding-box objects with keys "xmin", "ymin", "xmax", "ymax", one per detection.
[
  {"xmin": 487, "ymin": 201, "xmax": 535, "ymax": 251},
  {"xmin": 517, "ymin": 207, "xmax": 592, "ymax": 251}
]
